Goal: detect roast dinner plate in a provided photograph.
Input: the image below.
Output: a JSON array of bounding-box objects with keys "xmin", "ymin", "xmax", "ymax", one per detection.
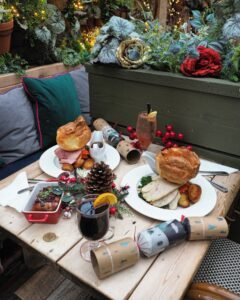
[
  {"xmin": 39, "ymin": 144, "xmax": 120, "ymax": 178},
  {"xmin": 121, "ymin": 165, "xmax": 217, "ymax": 221}
]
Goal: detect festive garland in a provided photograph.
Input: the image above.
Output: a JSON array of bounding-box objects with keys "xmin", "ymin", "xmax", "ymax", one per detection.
[{"xmin": 57, "ymin": 172, "xmax": 130, "ymax": 219}]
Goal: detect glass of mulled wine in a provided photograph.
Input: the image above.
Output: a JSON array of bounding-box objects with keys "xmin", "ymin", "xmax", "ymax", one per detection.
[
  {"xmin": 77, "ymin": 194, "xmax": 110, "ymax": 261},
  {"xmin": 136, "ymin": 111, "xmax": 157, "ymax": 150}
]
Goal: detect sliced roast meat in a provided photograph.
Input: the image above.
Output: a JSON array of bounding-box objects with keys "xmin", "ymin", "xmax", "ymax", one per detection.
[{"xmin": 54, "ymin": 147, "xmax": 82, "ymax": 164}]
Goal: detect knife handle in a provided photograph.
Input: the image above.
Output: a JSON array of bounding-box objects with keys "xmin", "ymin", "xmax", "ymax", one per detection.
[{"xmin": 208, "ymin": 180, "xmax": 228, "ymax": 193}]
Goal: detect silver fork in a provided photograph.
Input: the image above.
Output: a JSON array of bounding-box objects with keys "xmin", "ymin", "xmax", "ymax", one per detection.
[{"xmin": 206, "ymin": 179, "xmax": 228, "ymax": 193}]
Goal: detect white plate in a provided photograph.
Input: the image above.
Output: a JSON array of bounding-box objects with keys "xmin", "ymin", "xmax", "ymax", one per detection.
[
  {"xmin": 39, "ymin": 144, "xmax": 120, "ymax": 178},
  {"xmin": 121, "ymin": 165, "xmax": 217, "ymax": 221}
]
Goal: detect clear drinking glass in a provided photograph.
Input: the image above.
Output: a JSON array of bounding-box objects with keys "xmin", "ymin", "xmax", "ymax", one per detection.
[
  {"xmin": 136, "ymin": 111, "xmax": 157, "ymax": 150},
  {"xmin": 77, "ymin": 194, "xmax": 110, "ymax": 262}
]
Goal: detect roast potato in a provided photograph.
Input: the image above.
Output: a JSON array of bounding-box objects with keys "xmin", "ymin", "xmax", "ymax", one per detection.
[{"xmin": 188, "ymin": 184, "xmax": 202, "ymax": 203}]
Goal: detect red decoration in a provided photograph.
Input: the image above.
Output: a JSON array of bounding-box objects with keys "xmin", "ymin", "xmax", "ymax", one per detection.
[
  {"xmin": 178, "ymin": 133, "xmax": 184, "ymax": 140},
  {"xmin": 127, "ymin": 126, "xmax": 134, "ymax": 133},
  {"xmin": 187, "ymin": 145, "xmax": 193, "ymax": 151},
  {"xmin": 166, "ymin": 124, "xmax": 173, "ymax": 132},
  {"xmin": 164, "ymin": 132, "xmax": 170, "ymax": 139},
  {"xmin": 127, "ymin": 122, "xmax": 192, "ymax": 150},
  {"xmin": 166, "ymin": 141, "xmax": 173, "ymax": 148},
  {"xmin": 109, "ymin": 206, "xmax": 118, "ymax": 216},
  {"xmin": 180, "ymin": 46, "xmax": 222, "ymax": 77},
  {"xmin": 155, "ymin": 130, "xmax": 162, "ymax": 137}
]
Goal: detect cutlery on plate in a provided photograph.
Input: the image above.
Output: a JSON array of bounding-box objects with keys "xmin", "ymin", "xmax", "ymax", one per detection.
[
  {"xmin": 17, "ymin": 186, "xmax": 34, "ymax": 194},
  {"xmin": 199, "ymin": 171, "xmax": 229, "ymax": 176},
  {"xmin": 206, "ymin": 179, "xmax": 228, "ymax": 193}
]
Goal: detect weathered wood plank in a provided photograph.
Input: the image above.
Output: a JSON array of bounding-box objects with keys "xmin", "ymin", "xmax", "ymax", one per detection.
[
  {"xmin": 15, "ymin": 265, "xmax": 65, "ymax": 300},
  {"xmin": 0, "ymin": 63, "xmax": 80, "ymax": 93},
  {"xmin": 0, "ymin": 162, "xmax": 42, "ymax": 236},
  {"xmin": 47, "ymin": 278, "xmax": 94, "ymax": 300},
  {"xmin": 18, "ymin": 214, "xmax": 81, "ymax": 263},
  {"xmin": 157, "ymin": 0, "xmax": 168, "ymax": 27},
  {"xmin": 58, "ymin": 217, "xmax": 157, "ymax": 300}
]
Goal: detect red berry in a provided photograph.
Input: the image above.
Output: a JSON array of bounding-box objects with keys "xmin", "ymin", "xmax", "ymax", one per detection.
[
  {"xmin": 170, "ymin": 131, "xmax": 176, "ymax": 138},
  {"xmin": 161, "ymin": 137, "xmax": 167, "ymax": 144},
  {"xmin": 111, "ymin": 183, "xmax": 116, "ymax": 189},
  {"xmin": 69, "ymin": 177, "xmax": 76, "ymax": 183},
  {"xmin": 166, "ymin": 141, "xmax": 173, "ymax": 148},
  {"xmin": 178, "ymin": 133, "xmax": 184, "ymax": 140},
  {"xmin": 155, "ymin": 130, "xmax": 162, "ymax": 137},
  {"xmin": 164, "ymin": 132, "xmax": 170, "ymax": 139},
  {"xmin": 130, "ymin": 133, "xmax": 136, "ymax": 140},
  {"xmin": 127, "ymin": 126, "xmax": 134, "ymax": 133},
  {"xmin": 187, "ymin": 145, "xmax": 193, "ymax": 151},
  {"xmin": 134, "ymin": 141, "xmax": 142, "ymax": 150},
  {"xmin": 173, "ymin": 143, "xmax": 178, "ymax": 147},
  {"xmin": 166, "ymin": 124, "xmax": 173, "ymax": 132},
  {"xmin": 109, "ymin": 206, "xmax": 117, "ymax": 215},
  {"xmin": 132, "ymin": 132, "xmax": 137, "ymax": 139},
  {"xmin": 59, "ymin": 175, "xmax": 68, "ymax": 182}
]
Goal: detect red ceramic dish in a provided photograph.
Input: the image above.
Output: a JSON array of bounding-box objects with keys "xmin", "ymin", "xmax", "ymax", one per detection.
[{"xmin": 23, "ymin": 182, "xmax": 62, "ymax": 224}]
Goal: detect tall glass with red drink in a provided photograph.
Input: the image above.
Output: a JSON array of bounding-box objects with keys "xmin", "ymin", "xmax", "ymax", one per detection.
[{"xmin": 136, "ymin": 111, "xmax": 157, "ymax": 150}]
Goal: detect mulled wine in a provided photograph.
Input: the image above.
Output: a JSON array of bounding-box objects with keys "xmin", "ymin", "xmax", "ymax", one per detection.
[
  {"xmin": 76, "ymin": 194, "xmax": 110, "ymax": 261},
  {"xmin": 78, "ymin": 200, "xmax": 109, "ymax": 240}
]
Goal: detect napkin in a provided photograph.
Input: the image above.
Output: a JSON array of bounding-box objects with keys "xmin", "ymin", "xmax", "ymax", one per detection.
[
  {"xmin": 200, "ymin": 159, "xmax": 238, "ymax": 174},
  {"xmin": 0, "ymin": 172, "xmax": 30, "ymax": 212}
]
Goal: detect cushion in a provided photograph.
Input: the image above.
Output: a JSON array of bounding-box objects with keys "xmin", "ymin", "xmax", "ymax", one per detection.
[
  {"xmin": 23, "ymin": 74, "xmax": 81, "ymax": 148},
  {"xmin": 0, "ymin": 87, "xmax": 40, "ymax": 165},
  {"xmin": 69, "ymin": 66, "xmax": 91, "ymax": 124}
]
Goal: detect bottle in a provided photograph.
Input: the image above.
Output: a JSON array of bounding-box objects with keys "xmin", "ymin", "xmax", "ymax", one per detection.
[{"xmin": 93, "ymin": 118, "xmax": 123, "ymax": 148}]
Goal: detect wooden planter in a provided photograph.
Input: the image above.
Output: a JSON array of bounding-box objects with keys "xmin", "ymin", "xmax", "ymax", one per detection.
[
  {"xmin": 0, "ymin": 19, "xmax": 14, "ymax": 55},
  {"xmin": 86, "ymin": 64, "xmax": 240, "ymax": 168}
]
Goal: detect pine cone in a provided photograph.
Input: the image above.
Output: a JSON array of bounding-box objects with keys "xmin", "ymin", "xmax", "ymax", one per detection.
[{"xmin": 86, "ymin": 162, "xmax": 113, "ymax": 194}]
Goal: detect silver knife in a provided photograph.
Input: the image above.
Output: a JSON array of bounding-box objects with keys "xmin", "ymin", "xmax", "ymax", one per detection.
[
  {"xmin": 206, "ymin": 179, "xmax": 228, "ymax": 193},
  {"xmin": 199, "ymin": 171, "xmax": 229, "ymax": 176},
  {"xmin": 17, "ymin": 186, "xmax": 34, "ymax": 194}
]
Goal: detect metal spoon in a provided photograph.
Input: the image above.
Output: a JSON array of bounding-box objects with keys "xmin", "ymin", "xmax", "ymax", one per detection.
[{"xmin": 206, "ymin": 179, "xmax": 228, "ymax": 193}]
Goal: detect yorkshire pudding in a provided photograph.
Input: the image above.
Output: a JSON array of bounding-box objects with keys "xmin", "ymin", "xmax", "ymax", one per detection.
[
  {"xmin": 156, "ymin": 147, "xmax": 200, "ymax": 185},
  {"xmin": 56, "ymin": 116, "xmax": 91, "ymax": 151}
]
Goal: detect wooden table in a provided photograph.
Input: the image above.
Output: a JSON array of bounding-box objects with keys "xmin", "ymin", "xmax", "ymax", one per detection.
[{"xmin": 0, "ymin": 145, "xmax": 240, "ymax": 300}]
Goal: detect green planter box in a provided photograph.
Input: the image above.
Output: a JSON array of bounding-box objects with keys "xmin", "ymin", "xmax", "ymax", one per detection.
[{"xmin": 86, "ymin": 64, "xmax": 240, "ymax": 168}]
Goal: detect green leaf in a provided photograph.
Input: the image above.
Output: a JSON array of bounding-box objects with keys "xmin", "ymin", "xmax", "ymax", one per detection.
[
  {"xmin": 35, "ymin": 26, "xmax": 51, "ymax": 44},
  {"xmin": 46, "ymin": 4, "xmax": 65, "ymax": 35},
  {"xmin": 139, "ymin": 176, "xmax": 152, "ymax": 188},
  {"xmin": 192, "ymin": 10, "xmax": 202, "ymax": 19}
]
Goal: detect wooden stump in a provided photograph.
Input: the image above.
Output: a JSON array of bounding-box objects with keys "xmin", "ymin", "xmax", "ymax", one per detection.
[{"xmin": 48, "ymin": 0, "xmax": 67, "ymax": 11}]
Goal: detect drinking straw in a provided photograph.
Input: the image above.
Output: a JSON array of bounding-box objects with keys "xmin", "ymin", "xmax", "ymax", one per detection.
[{"xmin": 147, "ymin": 103, "xmax": 151, "ymax": 114}]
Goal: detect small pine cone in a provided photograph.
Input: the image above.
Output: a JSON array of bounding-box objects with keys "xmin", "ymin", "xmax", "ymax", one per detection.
[{"xmin": 86, "ymin": 162, "xmax": 113, "ymax": 194}]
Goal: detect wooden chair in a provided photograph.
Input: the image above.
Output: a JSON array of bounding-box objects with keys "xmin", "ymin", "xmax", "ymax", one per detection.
[{"xmin": 186, "ymin": 238, "xmax": 240, "ymax": 300}]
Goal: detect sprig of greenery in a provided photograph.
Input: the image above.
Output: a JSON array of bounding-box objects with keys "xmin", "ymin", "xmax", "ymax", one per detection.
[
  {"xmin": 0, "ymin": 53, "xmax": 28, "ymax": 76},
  {"xmin": 56, "ymin": 47, "xmax": 90, "ymax": 66}
]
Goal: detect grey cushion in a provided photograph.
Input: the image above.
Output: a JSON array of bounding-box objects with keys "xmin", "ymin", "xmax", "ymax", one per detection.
[
  {"xmin": 0, "ymin": 87, "xmax": 40, "ymax": 164},
  {"xmin": 69, "ymin": 66, "xmax": 91, "ymax": 124}
]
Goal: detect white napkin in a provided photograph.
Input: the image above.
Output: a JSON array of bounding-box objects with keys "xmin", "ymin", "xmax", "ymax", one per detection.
[
  {"xmin": 200, "ymin": 158, "xmax": 238, "ymax": 174},
  {"xmin": 0, "ymin": 172, "xmax": 30, "ymax": 212}
]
